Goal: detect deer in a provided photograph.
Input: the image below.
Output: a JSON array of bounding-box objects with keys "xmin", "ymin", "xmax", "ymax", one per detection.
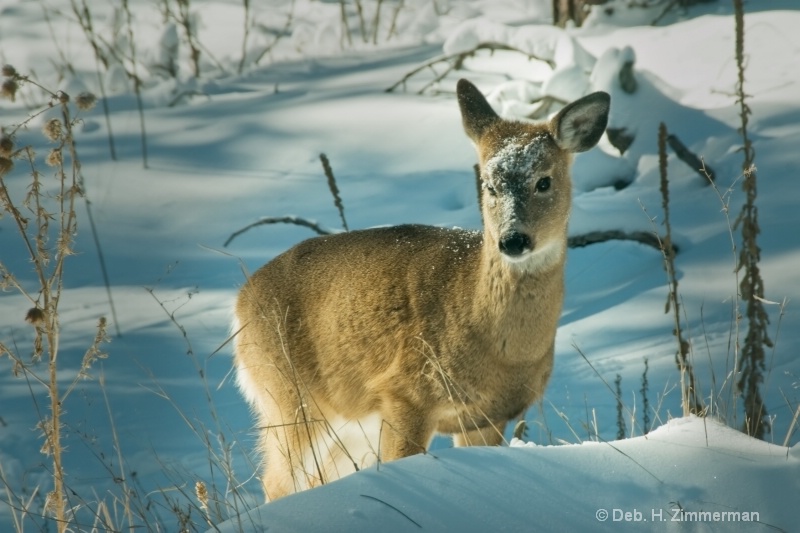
[{"xmin": 233, "ymin": 78, "xmax": 610, "ymax": 501}]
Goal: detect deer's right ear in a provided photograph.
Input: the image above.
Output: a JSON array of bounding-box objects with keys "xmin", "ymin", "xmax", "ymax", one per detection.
[{"xmin": 457, "ymin": 79, "xmax": 500, "ymax": 142}]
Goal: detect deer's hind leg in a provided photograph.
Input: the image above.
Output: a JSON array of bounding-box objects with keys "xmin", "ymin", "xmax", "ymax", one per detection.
[
  {"xmin": 258, "ymin": 396, "xmax": 330, "ymax": 501},
  {"xmin": 234, "ymin": 334, "xmax": 328, "ymax": 500}
]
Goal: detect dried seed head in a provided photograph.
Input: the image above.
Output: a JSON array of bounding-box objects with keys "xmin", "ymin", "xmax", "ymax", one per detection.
[
  {"xmin": 0, "ymin": 135, "xmax": 13, "ymax": 157},
  {"xmin": 43, "ymin": 118, "xmax": 63, "ymax": 141},
  {"xmin": 44, "ymin": 490, "xmax": 63, "ymax": 514},
  {"xmin": 56, "ymin": 91, "xmax": 69, "ymax": 104},
  {"xmin": 1, "ymin": 64, "xmax": 16, "ymax": 77},
  {"xmin": 0, "ymin": 157, "xmax": 12, "ymax": 174},
  {"xmin": 195, "ymin": 481, "xmax": 209, "ymax": 513},
  {"xmin": 1, "ymin": 79, "xmax": 18, "ymax": 101},
  {"xmin": 46, "ymin": 148, "xmax": 62, "ymax": 167},
  {"xmin": 26, "ymin": 307, "xmax": 45, "ymax": 325},
  {"xmin": 75, "ymin": 92, "xmax": 97, "ymax": 111}
]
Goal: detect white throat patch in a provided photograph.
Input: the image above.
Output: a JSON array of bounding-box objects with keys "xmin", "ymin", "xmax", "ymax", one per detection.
[{"xmin": 501, "ymin": 239, "xmax": 564, "ymax": 274}]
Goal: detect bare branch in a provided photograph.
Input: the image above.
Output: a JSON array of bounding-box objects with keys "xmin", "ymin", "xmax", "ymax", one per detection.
[
  {"xmin": 224, "ymin": 216, "xmax": 338, "ymax": 247},
  {"xmin": 666, "ymin": 132, "xmax": 716, "ymax": 183},
  {"xmin": 386, "ymin": 42, "xmax": 556, "ymax": 94},
  {"xmin": 568, "ymin": 230, "xmax": 677, "ymax": 255}
]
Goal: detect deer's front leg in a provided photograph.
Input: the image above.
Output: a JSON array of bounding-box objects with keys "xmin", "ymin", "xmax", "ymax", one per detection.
[{"xmin": 379, "ymin": 397, "xmax": 435, "ymax": 462}]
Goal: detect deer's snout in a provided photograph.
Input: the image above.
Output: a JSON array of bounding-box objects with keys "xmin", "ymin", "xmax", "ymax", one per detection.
[{"xmin": 499, "ymin": 231, "xmax": 533, "ymax": 257}]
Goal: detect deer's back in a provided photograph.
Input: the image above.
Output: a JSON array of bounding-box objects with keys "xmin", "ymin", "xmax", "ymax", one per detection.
[
  {"xmin": 245, "ymin": 224, "xmax": 483, "ymax": 310},
  {"xmin": 236, "ymin": 225, "xmax": 498, "ymax": 410}
]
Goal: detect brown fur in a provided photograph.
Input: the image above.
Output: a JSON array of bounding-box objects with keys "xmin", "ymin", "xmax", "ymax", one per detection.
[{"xmin": 233, "ymin": 79, "xmax": 610, "ymax": 500}]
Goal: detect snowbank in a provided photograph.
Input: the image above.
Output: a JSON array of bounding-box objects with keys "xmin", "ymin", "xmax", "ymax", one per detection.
[{"xmin": 214, "ymin": 417, "xmax": 799, "ymax": 532}]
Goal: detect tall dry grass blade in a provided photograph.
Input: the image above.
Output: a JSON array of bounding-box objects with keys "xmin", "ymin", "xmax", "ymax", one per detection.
[
  {"xmin": 84, "ymin": 199, "xmax": 121, "ymax": 336},
  {"xmin": 573, "ymin": 342, "xmax": 644, "ymax": 437}
]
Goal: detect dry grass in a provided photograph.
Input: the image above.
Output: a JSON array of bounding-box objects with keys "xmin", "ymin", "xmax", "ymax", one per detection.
[
  {"xmin": 0, "ymin": 67, "xmax": 258, "ymax": 532},
  {"xmin": 0, "ymin": 68, "xmax": 105, "ymax": 532}
]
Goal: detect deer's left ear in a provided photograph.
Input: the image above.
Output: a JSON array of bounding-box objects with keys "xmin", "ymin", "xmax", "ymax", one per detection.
[{"xmin": 550, "ymin": 92, "xmax": 610, "ymax": 153}]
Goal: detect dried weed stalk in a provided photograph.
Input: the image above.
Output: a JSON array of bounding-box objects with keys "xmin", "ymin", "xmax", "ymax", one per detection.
[
  {"xmin": 657, "ymin": 122, "xmax": 702, "ymax": 416},
  {"xmin": 733, "ymin": 0, "xmax": 770, "ymax": 439},
  {"xmin": 0, "ymin": 68, "xmax": 108, "ymax": 532}
]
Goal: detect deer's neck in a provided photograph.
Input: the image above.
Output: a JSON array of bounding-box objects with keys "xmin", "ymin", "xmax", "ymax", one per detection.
[{"xmin": 475, "ymin": 237, "xmax": 566, "ymax": 318}]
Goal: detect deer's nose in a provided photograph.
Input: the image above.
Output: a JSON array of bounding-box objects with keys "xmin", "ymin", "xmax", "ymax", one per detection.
[{"xmin": 499, "ymin": 231, "xmax": 532, "ymax": 257}]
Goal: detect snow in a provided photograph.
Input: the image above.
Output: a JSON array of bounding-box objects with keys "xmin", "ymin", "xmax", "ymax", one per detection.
[
  {"xmin": 484, "ymin": 135, "xmax": 549, "ymax": 183},
  {"xmin": 0, "ymin": 0, "xmax": 798, "ymax": 531},
  {"xmin": 216, "ymin": 417, "xmax": 799, "ymax": 532}
]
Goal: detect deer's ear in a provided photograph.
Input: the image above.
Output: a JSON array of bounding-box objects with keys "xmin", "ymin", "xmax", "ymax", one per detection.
[
  {"xmin": 550, "ymin": 92, "xmax": 610, "ymax": 153},
  {"xmin": 457, "ymin": 79, "xmax": 500, "ymax": 142}
]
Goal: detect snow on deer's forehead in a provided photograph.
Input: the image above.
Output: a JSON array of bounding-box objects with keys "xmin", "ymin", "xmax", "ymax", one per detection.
[{"xmin": 484, "ymin": 135, "xmax": 549, "ymax": 181}]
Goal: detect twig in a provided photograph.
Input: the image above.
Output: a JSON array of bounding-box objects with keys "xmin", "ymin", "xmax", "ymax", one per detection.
[
  {"xmin": 666, "ymin": 132, "xmax": 715, "ymax": 183},
  {"xmin": 386, "ymin": 0, "xmax": 405, "ymax": 41},
  {"xmin": 122, "ymin": 0, "xmax": 148, "ymax": 169},
  {"xmin": 92, "ymin": 63, "xmax": 117, "ymax": 161},
  {"xmin": 526, "ymin": 95, "xmax": 568, "ymax": 120},
  {"xmin": 176, "ymin": 0, "xmax": 201, "ymax": 77},
  {"xmin": 339, "ymin": 0, "xmax": 353, "ymax": 48},
  {"xmin": 651, "ymin": 0, "xmax": 679, "ymax": 26},
  {"xmin": 237, "ymin": 0, "xmax": 251, "ymax": 74},
  {"xmin": 354, "ymin": 0, "xmax": 367, "ymax": 43},
  {"xmin": 146, "ymin": 286, "xmax": 195, "ymax": 356},
  {"xmin": 371, "ymin": 0, "xmax": 384, "ymax": 45},
  {"xmin": 386, "ymin": 42, "xmax": 556, "ymax": 94},
  {"xmin": 224, "ymin": 216, "xmax": 337, "ymax": 247},
  {"xmin": 567, "ymin": 229, "xmax": 677, "ymax": 255},
  {"xmin": 69, "ymin": 0, "xmax": 110, "ymax": 70},
  {"xmin": 252, "ymin": 0, "xmax": 296, "ymax": 67}
]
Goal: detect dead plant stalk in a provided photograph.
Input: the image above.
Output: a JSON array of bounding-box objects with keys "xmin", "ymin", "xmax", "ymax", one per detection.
[
  {"xmin": 0, "ymin": 71, "xmax": 107, "ymax": 532},
  {"xmin": 733, "ymin": 0, "xmax": 770, "ymax": 439}
]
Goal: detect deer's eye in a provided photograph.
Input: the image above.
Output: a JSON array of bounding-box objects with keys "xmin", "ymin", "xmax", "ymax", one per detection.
[{"xmin": 535, "ymin": 177, "xmax": 551, "ymax": 193}]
